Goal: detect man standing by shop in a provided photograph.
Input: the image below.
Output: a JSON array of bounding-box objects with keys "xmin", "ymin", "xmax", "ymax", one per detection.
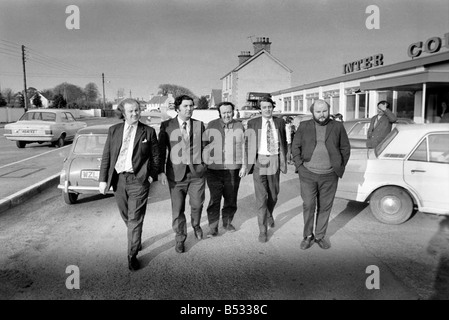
[
  {"xmin": 247, "ymin": 97, "xmax": 287, "ymax": 243},
  {"xmin": 292, "ymin": 99, "xmax": 350, "ymax": 250},
  {"xmin": 158, "ymin": 95, "xmax": 207, "ymax": 253},
  {"xmin": 99, "ymin": 98, "xmax": 160, "ymax": 271},
  {"xmin": 203, "ymin": 102, "xmax": 247, "ymax": 237},
  {"xmin": 366, "ymin": 100, "xmax": 397, "ymax": 148}
]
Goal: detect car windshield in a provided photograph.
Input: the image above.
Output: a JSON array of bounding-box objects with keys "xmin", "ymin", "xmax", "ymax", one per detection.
[
  {"xmin": 19, "ymin": 112, "xmax": 56, "ymax": 121},
  {"xmin": 375, "ymin": 128, "xmax": 398, "ymax": 157},
  {"xmin": 73, "ymin": 135, "xmax": 107, "ymax": 154}
]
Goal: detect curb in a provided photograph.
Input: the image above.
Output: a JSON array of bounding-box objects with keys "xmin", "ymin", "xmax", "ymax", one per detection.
[{"xmin": 0, "ymin": 173, "xmax": 60, "ymax": 214}]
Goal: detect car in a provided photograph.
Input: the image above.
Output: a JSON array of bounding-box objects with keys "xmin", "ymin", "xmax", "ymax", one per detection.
[
  {"xmin": 3, "ymin": 109, "xmax": 87, "ymax": 148},
  {"xmin": 58, "ymin": 124, "xmax": 113, "ymax": 204},
  {"xmin": 343, "ymin": 117, "xmax": 415, "ymax": 149},
  {"xmin": 336, "ymin": 123, "xmax": 449, "ymax": 224}
]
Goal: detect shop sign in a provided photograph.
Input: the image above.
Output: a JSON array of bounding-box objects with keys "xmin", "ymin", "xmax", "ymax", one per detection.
[
  {"xmin": 343, "ymin": 54, "xmax": 384, "ymax": 74},
  {"xmin": 407, "ymin": 33, "xmax": 449, "ymax": 58}
]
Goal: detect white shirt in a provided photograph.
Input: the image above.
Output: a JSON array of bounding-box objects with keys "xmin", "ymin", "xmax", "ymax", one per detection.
[
  {"xmin": 259, "ymin": 117, "xmax": 279, "ymax": 155},
  {"xmin": 177, "ymin": 116, "xmax": 190, "ymax": 139},
  {"xmin": 117, "ymin": 122, "xmax": 137, "ymax": 173}
]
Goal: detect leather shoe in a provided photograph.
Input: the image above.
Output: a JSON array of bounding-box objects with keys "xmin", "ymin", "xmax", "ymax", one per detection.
[
  {"xmin": 207, "ymin": 228, "xmax": 218, "ymax": 238},
  {"xmin": 258, "ymin": 232, "xmax": 268, "ymax": 243},
  {"xmin": 315, "ymin": 237, "xmax": 331, "ymax": 250},
  {"xmin": 194, "ymin": 226, "xmax": 203, "ymax": 240},
  {"xmin": 300, "ymin": 235, "xmax": 314, "ymax": 250},
  {"xmin": 175, "ymin": 241, "xmax": 185, "ymax": 253},
  {"xmin": 226, "ymin": 223, "xmax": 236, "ymax": 232},
  {"xmin": 128, "ymin": 256, "xmax": 140, "ymax": 271},
  {"xmin": 268, "ymin": 217, "xmax": 275, "ymax": 229}
]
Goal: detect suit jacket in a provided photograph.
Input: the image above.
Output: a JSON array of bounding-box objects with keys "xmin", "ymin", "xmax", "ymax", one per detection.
[
  {"xmin": 246, "ymin": 116, "xmax": 288, "ymax": 175},
  {"xmin": 99, "ymin": 121, "xmax": 160, "ymax": 192},
  {"xmin": 158, "ymin": 116, "xmax": 207, "ymax": 182},
  {"xmin": 292, "ymin": 119, "xmax": 350, "ymax": 178},
  {"xmin": 366, "ymin": 109, "xmax": 397, "ymax": 148}
]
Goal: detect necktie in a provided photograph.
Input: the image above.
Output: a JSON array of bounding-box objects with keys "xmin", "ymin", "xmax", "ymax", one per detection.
[
  {"xmin": 267, "ymin": 120, "xmax": 276, "ymax": 154},
  {"xmin": 182, "ymin": 121, "xmax": 189, "ymax": 142},
  {"xmin": 115, "ymin": 125, "xmax": 134, "ymax": 173}
]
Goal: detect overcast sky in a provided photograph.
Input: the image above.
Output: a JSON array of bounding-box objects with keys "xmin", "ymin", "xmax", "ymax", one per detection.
[{"xmin": 1, "ymin": 0, "xmax": 448, "ymax": 101}]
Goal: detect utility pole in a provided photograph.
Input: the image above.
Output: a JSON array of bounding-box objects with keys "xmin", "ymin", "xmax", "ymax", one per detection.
[
  {"xmin": 102, "ymin": 73, "xmax": 106, "ymax": 110},
  {"xmin": 21, "ymin": 45, "xmax": 28, "ymax": 112}
]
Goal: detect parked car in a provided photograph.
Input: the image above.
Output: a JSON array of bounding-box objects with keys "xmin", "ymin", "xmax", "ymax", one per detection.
[
  {"xmin": 58, "ymin": 124, "xmax": 113, "ymax": 204},
  {"xmin": 343, "ymin": 117, "xmax": 414, "ymax": 149},
  {"xmin": 336, "ymin": 123, "xmax": 449, "ymax": 224},
  {"xmin": 4, "ymin": 109, "xmax": 87, "ymax": 148}
]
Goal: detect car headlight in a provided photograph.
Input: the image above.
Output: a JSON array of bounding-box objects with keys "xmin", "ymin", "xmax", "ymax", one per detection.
[{"xmin": 45, "ymin": 130, "xmax": 53, "ymax": 135}]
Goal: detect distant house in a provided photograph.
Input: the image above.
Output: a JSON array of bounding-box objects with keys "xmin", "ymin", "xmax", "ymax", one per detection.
[
  {"xmin": 208, "ymin": 89, "xmax": 222, "ymax": 109},
  {"xmin": 147, "ymin": 94, "xmax": 174, "ymax": 111},
  {"xmin": 29, "ymin": 91, "xmax": 52, "ymax": 108},
  {"xmin": 220, "ymin": 37, "xmax": 292, "ymax": 109}
]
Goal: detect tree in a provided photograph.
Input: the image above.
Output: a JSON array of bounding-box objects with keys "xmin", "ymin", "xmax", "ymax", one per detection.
[
  {"xmin": 14, "ymin": 93, "xmax": 25, "ymax": 108},
  {"xmin": 53, "ymin": 82, "xmax": 84, "ymax": 104},
  {"xmin": 32, "ymin": 94, "xmax": 43, "ymax": 108},
  {"xmin": 0, "ymin": 92, "xmax": 7, "ymax": 107},
  {"xmin": 1, "ymin": 88, "xmax": 14, "ymax": 105},
  {"xmin": 52, "ymin": 94, "xmax": 67, "ymax": 109},
  {"xmin": 197, "ymin": 95, "xmax": 209, "ymax": 109},
  {"xmin": 157, "ymin": 84, "xmax": 197, "ymax": 99},
  {"xmin": 84, "ymin": 82, "xmax": 99, "ymax": 102}
]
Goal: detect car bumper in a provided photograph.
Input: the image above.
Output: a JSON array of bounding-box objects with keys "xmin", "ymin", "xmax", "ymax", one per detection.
[
  {"xmin": 4, "ymin": 134, "xmax": 55, "ymax": 142},
  {"xmin": 58, "ymin": 181, "xmax": 113, "ymax": 194}
]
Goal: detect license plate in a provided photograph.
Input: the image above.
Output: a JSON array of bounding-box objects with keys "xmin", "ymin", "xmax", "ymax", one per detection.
[
  {"xmin": 81, "ymin": 170, "xmax": 99, "ymax": 180},
  {"xmin": 20, "ymin": 129, "xmax": 38, "ymax": 134}
]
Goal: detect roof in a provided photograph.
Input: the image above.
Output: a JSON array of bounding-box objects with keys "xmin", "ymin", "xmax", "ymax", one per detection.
[
  {"xmin": 272, "ymin": 51, "xmax": 449, "ymax": 95},
  {"xmin": 221, "ymin": 49, "xmax": 293, "ymax": 79},
  {"xmin": 148, "ymin": 95, "xmax": 169, "ymax": 104}
]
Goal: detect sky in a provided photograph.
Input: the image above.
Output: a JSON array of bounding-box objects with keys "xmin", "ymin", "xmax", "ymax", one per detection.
[{"xmin": 1, "ymin": 0, "xmax": 448, "ymax": 102}]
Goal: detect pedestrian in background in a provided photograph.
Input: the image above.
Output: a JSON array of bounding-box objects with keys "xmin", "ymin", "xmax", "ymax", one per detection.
[
  {"xmin": 366, "ymin": 101, "xmax": 397, "ymax": 148},
  {"xmin": 99, "ymin": 98, "xmax": 160, "ymax": 271},
  {"xmin": 292, "ymin": 99, "xmax": 350, "ymax": 250},
  {"xmin": 203, "ymin": 102, "xmax": 247, "ymax": 237}
]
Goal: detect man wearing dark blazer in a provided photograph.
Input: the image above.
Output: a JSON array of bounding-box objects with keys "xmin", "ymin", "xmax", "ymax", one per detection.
[
  {"xmin": 99, "ymin": 98, "xmax": 159, "ymax": 271},
  {"xmin": 366, "ymin": 100, "xmax": 397, "ymax": 148},
  {"xmin": 292, "ymin": 100, "xmax": 350, "ymax": 250},
  {"xmin": 158, "ymin": 95, "xmax": 207, "ymax": 253},
  {"xmin": 246, "ymin": 97, "xmax": 287, "ymax": 243}
]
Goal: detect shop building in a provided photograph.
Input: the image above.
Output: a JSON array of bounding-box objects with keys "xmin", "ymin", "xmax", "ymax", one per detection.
[{"xmin": 271, "ymin": 33, "xmax": 449, "ymax": 123}]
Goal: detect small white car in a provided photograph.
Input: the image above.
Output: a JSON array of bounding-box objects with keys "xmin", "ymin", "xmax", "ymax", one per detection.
[
  {"xmin": 3, "ymin": 109, "xmax": 87, "ymax": 148},
  {"xmin": 336, "ymin": 123, "xmax": 449, "ymax": 224}
]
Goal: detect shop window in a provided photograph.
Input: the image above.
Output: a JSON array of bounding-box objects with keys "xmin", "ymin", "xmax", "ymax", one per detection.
[
  {"xmin": 332, "ymin": 96, "xmax": 339, "ymax": 115},
  {"xmin": 358, "ymin": 93, "xmax": 367, "ymax": 118},
  {"xmin": 293, "ymin": 96, "xmax": 302, "ymax": 112},
  {"xmin": 346, "ymin": 95, "xmax": 355, "ymax": 120},
  {"xmin": 396, "ymin": 91, "xmax": 415, "ymax": 119},
  {"xmin": 378, "ymin": 91, "xmax": 393, "ymax": 104}
]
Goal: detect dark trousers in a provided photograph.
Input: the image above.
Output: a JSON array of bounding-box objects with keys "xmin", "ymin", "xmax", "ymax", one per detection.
[
  {"xmin": 168, "ymin": 171, "xmax": 205, "ymax": 243},
  {"xmin": 206, "ymin": 169, "xmax": 241, "ymax": 230},
  {"xmin": 252, "ymin": 155, "xmax": 280, "ymax": 234},
  {"xmin": 114, "ymin": 172, "xmax": 150, "ymax": 258},
  {"xmin": 298, "ymin": 165, "xmax": 338, "ymax": 239}
]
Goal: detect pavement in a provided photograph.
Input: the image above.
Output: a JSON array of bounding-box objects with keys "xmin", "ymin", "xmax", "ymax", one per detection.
[{"xmin": 0, "ymin": 116, "xmax": 120, "ymax": 214}]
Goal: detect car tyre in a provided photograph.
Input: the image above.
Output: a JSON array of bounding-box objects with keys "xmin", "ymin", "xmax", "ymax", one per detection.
[
  {"xmin": 16, "ymin": 141, "xmax": 26, "ymax": 148},
  {"xmin": 63, "ymin": 191, "xmax": 78, "ymax": 204},
  {"xmin": 54, "ymin": 136, "xmax": 65, "ymax": 148},
  {"xmin": 369, "ymin": 186, "xmax": 413, "ymax": 224}
]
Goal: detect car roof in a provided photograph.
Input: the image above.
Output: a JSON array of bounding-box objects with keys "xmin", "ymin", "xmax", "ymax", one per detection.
[
  {"xmin": 76, "ymin": 124, "xmax": 113, "ymax": 135},
  {"xmin": 26, "ymin": 109, "xmax": 70, "ymax": 114}
]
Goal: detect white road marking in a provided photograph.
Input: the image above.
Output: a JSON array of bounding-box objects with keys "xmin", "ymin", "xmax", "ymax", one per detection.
[{"xmin": 0, "ymin": 146, "xmax": 69, "ymax": 170}]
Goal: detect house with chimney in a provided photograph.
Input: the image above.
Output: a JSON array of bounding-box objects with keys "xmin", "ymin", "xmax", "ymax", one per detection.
[{"xmin": 220, "ymin": 37, "xmax": 292, "ymax": 109}]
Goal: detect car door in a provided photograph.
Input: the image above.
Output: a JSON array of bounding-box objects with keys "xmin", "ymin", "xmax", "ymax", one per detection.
[
  {"xmin": 403, "ymin": 132, "xmax": 449, "ymax": 213},
  {"xmin": 64, "ymin": 112, "xmax": 77, "ymax": 139},
  {"xmin": 347, "ymin": 121, "xmax": 370, "ymax": 149}
]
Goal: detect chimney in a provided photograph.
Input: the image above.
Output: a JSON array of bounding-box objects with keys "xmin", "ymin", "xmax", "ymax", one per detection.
[
  {"xmin": 253, "ymin": 36, "xmax": 271, "ymax": 54},
  {"xmin": 238, "ymin": 51, "xmax": 252, "ymax": 65}
]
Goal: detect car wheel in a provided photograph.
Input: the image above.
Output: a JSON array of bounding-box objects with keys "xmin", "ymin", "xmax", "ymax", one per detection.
[
  {"xmin": 16, "ymin": 141, "xmax": 26, "ymax": 148},
  {"xmin": 369, "ymin": 186, "xmax": 414, "ymax": 224},
  {"xmin": 63, "ymin": 191, "xmax": 78, "ymax": 204},
  {"xmin": 54, "ymin": 136, "xmax": 65, "ymax": 148}
]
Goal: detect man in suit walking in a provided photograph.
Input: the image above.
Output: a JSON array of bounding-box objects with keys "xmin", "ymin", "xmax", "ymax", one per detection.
[
  {"xmin": 292, "ymin": 99, "xmax": 350, "ymax": 250},
  {"xmin": 158, "ymin": 95, "xmax": 207, "ymax": 253},
  {"xmin": 246, "ymin": 97, "xmax": 287, "ymax": 243},
  {"xmin": 99, "ymin": 98, "xmax": 160, "ymax": 271},
  {"xmin": 366, "ymin": 100, "xmax": 397, "ymax": 148}
]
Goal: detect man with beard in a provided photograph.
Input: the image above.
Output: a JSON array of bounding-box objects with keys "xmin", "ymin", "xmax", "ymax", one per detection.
[{"xmin": 292, "ymin": 100, "xmax": 350, "ymax": 250}]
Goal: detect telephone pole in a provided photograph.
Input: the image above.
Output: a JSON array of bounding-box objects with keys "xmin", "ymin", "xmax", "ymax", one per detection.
[
  {"xmin": 102, "ymin": 73, "xmax": 106, "ymax": 110},
  {"xmin": 22, "ymin": 45, "xmax": 28, "ymax": 112}
]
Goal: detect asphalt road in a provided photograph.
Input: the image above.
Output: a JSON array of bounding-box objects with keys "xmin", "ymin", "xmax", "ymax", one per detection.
[{"xmin": 0, "ymin": 167, "xmax": 447, "ymax": 300}]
